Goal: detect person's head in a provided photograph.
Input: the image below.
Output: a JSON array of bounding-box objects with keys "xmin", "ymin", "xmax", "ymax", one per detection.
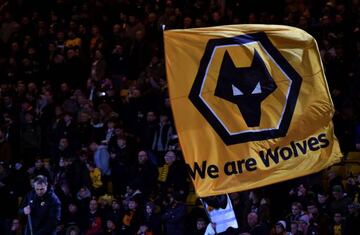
[
  {"xmin": 195, "ymin": 17, "xmax": 203, "ymax": 27},
  {"xmin": 89, "ymin": 140, "xmax": 99, "ymax": 151},
  {"xmin": 24, "ymin": 111, "xmax": 34, "ymax": 123},
  {"xmin": 183, "ymin": 16, "xmax": 192, "ymax": 28},
  {"xmin": 59, "ymin": 137, "xmax": 69, "ymax": 150},
  {"xmin": 291, "ymin": 202, "xmax": 302, "ymax": 216},
  {"xmin": 128, "ymin": 198, "xmax": 138, "ymax": 210},
  {"xmin": 89, "ymin": 199, "xmax": 98, "ymax": 212},
  {"xmin": 68, "ymin": 203, "xmax": 78, "ymax": 213},
  {"xmin": 317, "ymin": 192, "xmax": 328, "ymax": 204},
  {"xmin": 159, "ymin": 114, "xmax": 169, "ymax": 125},
  {"xmin": 147, "ymin": 12, "xmax": 157, "ymax": 23},
  {"xmin": 63, "ymin": 112, "xmax": 73, "ymax": 123},
  {"xmin": 59, "ymin": 157, "xmax": 67, "ymax": 167},
  {"xmin": 275, "ymin": 220, "xmax": 286, "ymax": 234},
  {"xmin": 43, "ymin": 90, "xmax": 53, "ymax": 103},
  {"xmin": 129, "ymin": 15, "xmax": 137, "ymax": 24},
  {"xmin": 60, "ymin": 82, "xmax": 70, "ymax": 92},
  {"xmin": 106, "ymin": 219, "xmax": 116, "ymax": 230},
  {"xmin": 90, "ymin": 216, "xmax": 102, "ymax": 230},
  {"xmin": 247, "ymin": 212, "xmax": 258, "ymax": 227},
  {"xmin": 107, "ymin": 119, "xmax": 116, "ymax": 129},
  {"xmin": 112, "ymin": 135, "xmax": 124, "ymax": 147},
  {"xmin": 17, "ymin": 81, "xmax": 26, "ymax": 93},
  {"xmin": 145, "ymin": 202, "xmax": 155, "ymax": 214},
  {"xmin": 332, "ymin": 185, "xmax": 343, "ymax": 200},
  {"xmin": 112, "ymin": 199, "xmax": 120, "ymax": 210},
  {"xmin": 164, "ymin": 151, "xmax": 176, "ymax": 165},
  {"xmin": 138, "ymin": 151, "xmax": 148, "ymax": 164},
  {"xmin": 78, "ymin": 186, "xmax": 90, "ymax": 199},
  {"xmin": 112, "ymin": 23, "xmax": 121, "ymax": 34},
  {"xmin": 297, "ymin": 184, "xmax": 307, "ymax": 196},
  {"xmin": 11, "ymin": 218, "xmax": 21, "ymax": 231},
  {"xmin": 94, "ymin": 49, "xmax": 103, "ymax": 60},
  {"xmin": 55, "ymin": 105, "xmax": 64, "ymax": 117},
  {"xmin": 327, "ymin": 171, "xmax": 336, "ymax": 181},
  {"xmin": 348, "ymin": 203, "xmax": 357, "ymax": 215},
  {"xmin": 333, "ymin": 212, "xmax": 342, "ymax": 224},
  {"xmin": 34, "ymin": 158, "xmax": 43, "ymax": 169},
  {"xmin": 298, "ymin": 214, "xmax": 309, "ymax": 231},
  {"xmin": 60, "ymin": 183, "xmax": 70, "ymax": 195},
  {"xmin": 212, "ymin": 11, "xmax": 222, "ymax": 23},
  {"xmin": 33, "ymin": 175, "xmax": 48, "ymax": 197},
  {"xmin": 196, "ymin": 218, "xmax": 206, "ymax": 230},
  {"xmin": 68, "ymin": 226, "xmax": 80, "ymax": 235},
  {"xmin": 307, "ymin": 202, "xmax": 319, "ymax": 216},
  {"xmin": 2, "ymin": 95, "xmax": 12, "ymax": 106},
  {"xmin": 146, "ymin": 111, "xmax": 157, "ymax": 122},
  {"xmin": 27, "ymin": 82, "xmax": 37, "ymax": 93},
  {"xmin": 66, "ymin": 48, "xmax": 77, "ymax": 59},
  {"xmin": 290, "ymin": 222, "xmax": 298, "ymax": 234},
  {"xmin": 91, "ymin": 25, "xmax": 100, "ymax": 36}
]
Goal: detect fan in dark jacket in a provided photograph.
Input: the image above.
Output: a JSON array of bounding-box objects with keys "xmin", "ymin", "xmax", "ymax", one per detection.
[
  {"xmin": 20, "ymin": 175, "xmax": 61, "ymax": 235},
  {"xmin": 162, "ymin": 192, "xmax": 187, "ymax": 235}
]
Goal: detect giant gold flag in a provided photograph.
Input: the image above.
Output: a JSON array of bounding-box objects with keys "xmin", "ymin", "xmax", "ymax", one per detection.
[{"xmin": 164, "ymin": 24, "xmax": 342, "ymax": 197}]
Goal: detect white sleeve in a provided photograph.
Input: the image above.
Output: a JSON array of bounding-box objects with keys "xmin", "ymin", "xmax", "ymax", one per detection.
[{"xmin": 204, "ymin": 223, "xmax": 216, "ymax": 235}]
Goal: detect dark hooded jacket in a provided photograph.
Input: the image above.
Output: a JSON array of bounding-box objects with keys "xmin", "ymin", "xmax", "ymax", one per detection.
[{"xmin": 20, "ymin": 187, "xmax": 61, "ymax": 235}]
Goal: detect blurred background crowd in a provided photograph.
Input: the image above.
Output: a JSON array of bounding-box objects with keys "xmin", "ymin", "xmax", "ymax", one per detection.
[{"xmin": 0, "ymin": 0, "xmax": 360, "ymax": 234}]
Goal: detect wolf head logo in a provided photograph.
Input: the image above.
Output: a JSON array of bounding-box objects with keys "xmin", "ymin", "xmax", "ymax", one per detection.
[{"xmin": 214, "ymin": 49, "xmax": 277, "ymax": 127}]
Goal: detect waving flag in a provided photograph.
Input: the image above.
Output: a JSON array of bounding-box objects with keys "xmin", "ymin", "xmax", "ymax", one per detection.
[{"xmin": 164, "ymin": 24, "xmax": 342, "ymax": 197}]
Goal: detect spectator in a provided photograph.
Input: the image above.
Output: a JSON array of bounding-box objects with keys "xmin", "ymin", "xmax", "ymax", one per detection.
[
  {"xmin": 307, "ymin": 201, "xmax": 329, "ymax": 234},
  {"xmin": 120, "ymin": 197, "xmax": 143, "ymax": 235},
  {"xmin": 162, "ymin": 192, "xmax": 187, "ymax": 235},
  {"xmin": 345, "ymin": 203, "xmax": 360, "ymax": 235},
  {"xmin": 158, "ymin": 150, "xmax": 188, "ymax": 199},
  {"xmin": 104, "ymin": 217, "xmax": 120, "ymax": 235},
  {"xmin": 239, "ymin": 212, "xmax": 268, "ymax": 235},
  {"xmin": 89, "ymin": 140, "xmax": 111, "ymax": 177},
  {"xmin": 8, "ymin": 218, "xmax": 22, "ymax": 235},
  {"xmin": 129, "ymin": 150, "xmax": 158, "ymax": 198},
  {"xmin": 138, "ymin": 201, "xmax": 161, "ymax": 235},
  {"xmin": 328, "ymin": 212, "xmax": 348, "ymax": 235},
  {"xmin": 286, "ymin": 202, "xmax": 305, "ymax": 226},
  {"xmin": 20, "ymin": 175, "xmax": 61, "ymax": 235},
  {"xmin": 297, "ymin": 214, "xmax": 311, "ymax": 235},
  {"xmin": 270, "ymin": 220, "xmax": 289, "ymax": 235},
  {"xmin": 330, "ymin": 185, "xmax": 352, "ymax": 215},
  {"xmin": 192, "ymin": 217, "xmax": 207, "ymax": 235},
  {"xmin": 289, "ymin": 221, "xmax": 302, "ymax": 235},
  {"xmin": 152, "ymin": 113, "xmax": 173, "ymax": 155},
  {"xmin": 317, "ymin": 190, "xmax": 331, "ymax": 216}
]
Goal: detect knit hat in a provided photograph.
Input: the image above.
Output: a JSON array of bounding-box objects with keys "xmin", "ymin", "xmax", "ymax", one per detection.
[
  {"xmin": 276, "ymin": 220, "xmax": 286, "ymax": 229},
  {"xmin": 299, "ymin": 214, "xmax": 310, "ymax": 224},
  {"xmin": 332, "ymin": 185, "xmax": 343, "ymax": 193}
]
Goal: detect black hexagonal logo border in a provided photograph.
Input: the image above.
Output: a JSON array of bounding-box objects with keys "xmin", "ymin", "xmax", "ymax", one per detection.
[{"xmin": 188, "ymin": 32, "xmax": 302, "ymax": 145}]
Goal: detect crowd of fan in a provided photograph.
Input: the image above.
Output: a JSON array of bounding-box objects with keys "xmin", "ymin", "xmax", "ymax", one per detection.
[{"xmin": 0, "ymin": 0, "xmax": 360, "ymax": 234}]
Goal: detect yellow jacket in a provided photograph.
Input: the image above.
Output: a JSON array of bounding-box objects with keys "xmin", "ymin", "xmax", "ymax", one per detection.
[{"xmin": 90, "ymin": 168, "xmax": 103, "ymax": 189}]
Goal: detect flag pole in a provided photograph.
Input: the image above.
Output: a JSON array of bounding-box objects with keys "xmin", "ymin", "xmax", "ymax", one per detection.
[{"xmin": 28, "ymin": 214, "xmax": 33, "ymax": 235}]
